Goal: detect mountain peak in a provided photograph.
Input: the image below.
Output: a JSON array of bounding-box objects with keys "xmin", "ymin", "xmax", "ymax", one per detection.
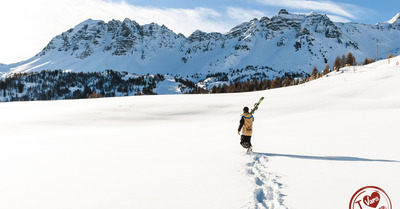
[
  {"xmin": 278, "ymin": 9, "xmax": 290, "ymax": 15},
  {"xmin": 388, "ymin": 13, "xmax": 400, "ymax": 24},
  {"xmin": 74, "ymin": 18, "xmax": 101, "ymax": 28},
  {"xmin": 3, "ymin": 11, "xmax": 400, "ymax": 79}
]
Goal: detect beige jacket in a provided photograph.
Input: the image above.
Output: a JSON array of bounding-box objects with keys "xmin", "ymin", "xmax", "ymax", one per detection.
[{"xmin": 239, "ymin": 113, "xmax": 254, "ymax": 136}]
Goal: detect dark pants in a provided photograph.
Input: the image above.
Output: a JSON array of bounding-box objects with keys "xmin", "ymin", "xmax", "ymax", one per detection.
[{"xmin": 240, "ymin": 135, "xmax": 252, "ymax": 148}]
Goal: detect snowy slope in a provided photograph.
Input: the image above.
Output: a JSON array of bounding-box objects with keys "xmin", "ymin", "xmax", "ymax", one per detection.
[
  {"xmin": 1, "ymin": 10, "xmax": 400, "ymax": 79},
  {"xmin": 388, "ymin": 13, "xmax": 400, "ymax": 24},
  {"xmin": 1, "ymin": 56, "xmax": 400, "ymax": 209}
]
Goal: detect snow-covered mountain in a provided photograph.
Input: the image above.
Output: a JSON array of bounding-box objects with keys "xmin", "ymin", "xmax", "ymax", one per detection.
[
  {"xmin": 1, "ymin": 9, "xmax": 400, "ymax": 78},
  {"xmin": 388, "ymin": 13, "xmax": 400, "ymax": 24}
]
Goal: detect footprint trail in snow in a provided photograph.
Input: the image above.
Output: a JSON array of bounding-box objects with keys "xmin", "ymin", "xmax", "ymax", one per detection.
[{"xmin": 243, "ymin": 154, "xmax": 287, "ymax": 209}]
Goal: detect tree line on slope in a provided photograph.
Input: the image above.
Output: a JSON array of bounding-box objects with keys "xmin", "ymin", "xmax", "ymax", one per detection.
[
  {"xmin": 0, "ymin": 70, "xmax": 164, "ymax": 102},
  {"xmin": 194, "ymin": 52, "xmax": 392, "ymax": 94},
  {"xmin": 0, "ymin": 52, "xmax": 391, "ymax": 102}
]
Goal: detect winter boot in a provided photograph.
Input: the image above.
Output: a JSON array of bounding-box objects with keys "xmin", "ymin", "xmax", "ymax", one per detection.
[{"xmin": 246, "ymin": 146, "xmax": 253, "ymax": 154}]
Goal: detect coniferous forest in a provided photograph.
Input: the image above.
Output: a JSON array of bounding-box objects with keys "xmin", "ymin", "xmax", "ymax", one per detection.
[
  {"xmin": 0, "ymin": 69, "xmax": 304, "ymax": 102},
  {"xmin": 0, "ymin": 53, "xmax": 377, "ymax": 102},
  {"xmin": 0, "ymin": 70, "xmax": 164, "ymax": 102}
]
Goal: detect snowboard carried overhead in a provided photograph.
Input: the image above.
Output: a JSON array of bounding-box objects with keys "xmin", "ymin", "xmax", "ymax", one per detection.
[{"xmin": 249, "ymin": 97, "xmax": 264, "ymax": 114}]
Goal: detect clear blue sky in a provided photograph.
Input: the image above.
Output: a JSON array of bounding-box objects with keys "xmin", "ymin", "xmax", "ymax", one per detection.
[{"xmin": 0, "ymin": 0, "xmax": 399, "ymax": 64}]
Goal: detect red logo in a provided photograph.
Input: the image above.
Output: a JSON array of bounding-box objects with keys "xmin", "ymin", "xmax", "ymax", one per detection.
[
  {"xmin": 363, "ymin": 192, "xmax": 380, "ymax": 208},
  {"xmin": 350, "ymin": 186, "xmax": 392, "ymax": 209}
]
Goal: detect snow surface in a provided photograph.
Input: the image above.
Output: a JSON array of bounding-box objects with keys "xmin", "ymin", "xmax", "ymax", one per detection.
[
  {"xmin": 1, "ymin": 57, "xmax": 400, "ymax": 209},
  {"xmin": 388, "ymin": 13, "xmax": 400, "ymax": 24}
]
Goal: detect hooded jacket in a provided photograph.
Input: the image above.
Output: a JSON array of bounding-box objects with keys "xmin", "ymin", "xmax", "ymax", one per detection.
[{"xmin": 238, "ymin": 113, "xmax": 254, "ymax": 136}]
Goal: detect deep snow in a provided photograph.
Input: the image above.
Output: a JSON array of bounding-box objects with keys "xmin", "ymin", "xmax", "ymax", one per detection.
[{"xmin": 1, "ymin": 57, "xmax": 400, "ymax": 209}]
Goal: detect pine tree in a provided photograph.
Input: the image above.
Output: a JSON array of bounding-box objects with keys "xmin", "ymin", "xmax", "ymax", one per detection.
[
  {"xmin": 334, "ymin": 56, "xmax": 341, "ymax": 71},
  {"xmin": 271, "ymin": 77, "xmax": 282, "ymax": 89},
  {"xmin": 322, "ymin": 63, "xmax": 330, "ymax": 75},
  {"xmin": 311, "ymin": 66, "xmax": 319, "ymax": 79},
  {"xmin": 346, "ymin": 52, "xmax": 355, "ymax": 66},
  {"xmin": 89, "ymin": 92, "xmax": 102, "ymax": 98},
  {"xmin": 283, "ymin": 78, "xmax": 291, "ymax": 87},
  {"xmin": 212, "ymin": 85, "xmax": 217, "ymax": 93},
  {"xmin": 261, "ymin": 79, "xmax": 271, "ymax": 90},
  {"xmin": 341, "ymin": 54, "xmax": 346, "ymax": 68},
  {"xmin": 364, "ymin": 57, "xmax": 371, "ymax": 65},
  {"xmin": 221, "ymin": 83, "xmax": 228, "ymax": 93}
]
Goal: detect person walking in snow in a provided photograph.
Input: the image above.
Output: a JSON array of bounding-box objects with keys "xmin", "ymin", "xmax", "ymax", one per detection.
[{"xmin": 238, "ymin": 106, "xmax": 254, "ymax": 153}]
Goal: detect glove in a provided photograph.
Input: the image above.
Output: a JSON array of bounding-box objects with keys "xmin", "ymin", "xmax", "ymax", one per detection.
[{"xmin": 238, "ymin": 131, "xmax": 240, "ymax": 135}]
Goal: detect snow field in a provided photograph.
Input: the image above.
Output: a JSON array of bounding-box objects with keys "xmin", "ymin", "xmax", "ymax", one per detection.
[
  {"xmin": 0, "ymin": 94, "xmax": 254, "ymax": 209},
  {"xmin": 1, "ymin": 56, "xmax": 400, "ymax": 209},
  {"xmin": 254, "ymin": 58, "xmax": 400, "ymax": 209},
  {"xmin": 244, "ymin": 154, "xmax": 286, "ymax": 209}
]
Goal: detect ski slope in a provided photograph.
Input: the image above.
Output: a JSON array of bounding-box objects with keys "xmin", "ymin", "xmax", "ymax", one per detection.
[{"xmin": 1, "ymin": 57, "xmax": 400, "ymax": 209}]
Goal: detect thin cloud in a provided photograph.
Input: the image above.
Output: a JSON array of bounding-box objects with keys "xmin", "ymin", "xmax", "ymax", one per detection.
[
  {"xmin": 109, "ymin": 4, "xmax": 268, "ymax": 35},
  {"xmin": 326, "ymin": 14, "xmax": 351, "ymax": 23},
  {"xmin": 0, "ymin": 0, "xmax": 268, "ymax": 63},
  {"xmin": 255, "ymin": 0, "xmax": 366, "ymax": 20},
  {"xmin": 226, "ymin": 7, "xmax": 269, "ymax": 22}
]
